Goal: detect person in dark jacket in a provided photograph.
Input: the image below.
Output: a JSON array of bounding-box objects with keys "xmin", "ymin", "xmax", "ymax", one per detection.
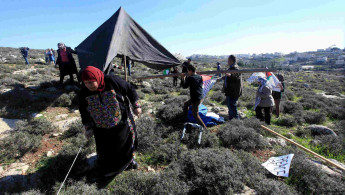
[
  {"xmin": 171, "ymin": 66, "xmax": 179, "ymax": 87},
  {"xmin": 254, "ymin": 77, "xmax": 274, "ymax": 125},
  {"xmin": 79, "ymin": 66, "xmax": 142, "ymax": 177},
  {"xmin": 272, "ymin": 73, "xmax": 285, "ymax": 117},
  {"xmin": 20, "ymin": 47, "xmax": 30, "ymax": 65},
  {"xmin": 55, "ymin": 42, "xmax": 79, "ymax": 85},
  {"xmin": 222, "ymin": 55, "xmax": 242, "ymax": 120},
  {"xmin": 180, "ymin": 58, "xmax": 191, "ymax": 86},
  {"xmin": 216, "ymin": 62, "xmax": 221, "ymax": 77},
  {"xmin": 181, "ymin": 64, "xmax": 207, "ymax": 129}
]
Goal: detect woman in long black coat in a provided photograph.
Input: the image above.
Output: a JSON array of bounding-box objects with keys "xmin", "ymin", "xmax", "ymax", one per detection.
[{"xmin": 79, "ymin": 66, "xmax": 141, "ymax": 177}]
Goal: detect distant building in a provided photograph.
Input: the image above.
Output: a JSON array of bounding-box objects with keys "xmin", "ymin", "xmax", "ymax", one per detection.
[
  {"xmin": 280, "ymin": 60, "xmax": 290, "ymax": 66},
  {"xmin": 338, "ymin": 55, "xmax": 345, "ymax": 60},
  {"xmin": 335, "ymin": 60, "xmax": 345, "ymax": 65},
  {"xmin": 296, "ymin": 53, "xmax": 314, "ymax": 60},
  {"xmin": 285, "ymin": 57, "xmax": 298, "ymax": 62},
  {"xmin": 316, "ymin": 56, "xmax": 328, "ymax": 63}
]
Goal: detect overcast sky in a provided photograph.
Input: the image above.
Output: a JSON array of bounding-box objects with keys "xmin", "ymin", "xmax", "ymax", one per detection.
[{"xmin": 0, "ymin": 0, "xmax": 344, "ymax": 56}]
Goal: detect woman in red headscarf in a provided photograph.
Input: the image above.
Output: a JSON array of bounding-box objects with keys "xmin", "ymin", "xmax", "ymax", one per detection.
[{"xmin": 79, "ymin": 66, "xmax": 141, "ymax": 177}]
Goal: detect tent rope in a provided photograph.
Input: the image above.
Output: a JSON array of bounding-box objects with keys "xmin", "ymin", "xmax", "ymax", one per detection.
[{"xmin": 56, "ymin": 146, "xmax": 83, "ymax": 195}]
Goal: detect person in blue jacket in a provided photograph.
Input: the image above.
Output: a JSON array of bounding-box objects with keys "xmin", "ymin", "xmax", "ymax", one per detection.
[{"xmin": 20, "ymin": 47, "xmax": 29, "ymax": 65}]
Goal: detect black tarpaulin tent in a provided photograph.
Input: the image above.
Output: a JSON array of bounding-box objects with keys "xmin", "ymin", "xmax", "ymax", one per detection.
[{"xmin": 75, "ymin": 7, "xmax": 181, "ymax": 72}]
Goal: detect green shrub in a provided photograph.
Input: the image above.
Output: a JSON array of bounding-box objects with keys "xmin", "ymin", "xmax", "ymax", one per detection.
[
  {"xmin": 210, "ymin": 91, "xmax": 225, "ymax": 103},
  {"xmin": 182, "ymin": 127, "xmax": 219, "ymax": 149},
  {"xmin": 136, "ymin": 117, "xmax": 163, "ymax": 153},
  {"xmin": 110, "ymin": 170, "xmax": 189, "ymax": 195},
  {"xmin": 0, "ymin": 86, "xmax": 33, "ymax": 108},
  {"xmin": 37, "ymin": 143, "xmax": 89, "ymax": 190},
  {"xmin": 217, "ymin": 120, "xmax": 267, "ymax": 151},
  {"xmin": 141, "ymin": 88, "xmax": 153, "ymax": 94},
  {"xmin": 62, "ymin": 120, "xmax": 84, "ymax": 139},
  {"xmin": 156, "ymin": 96, "xmax": 188, "ymax": 123},
  {"xmin": 0, "ymin": 131, "xmax": 41, "ymax": 162},
  {"xmin": 53, "ymin": 93, "xmax": 72, "ymax": 107},
  {"xmin": 149, "ymin": 132, "xmax": 182, "ymax": 165},
  {"xmin": 152, "ymin": 85, "xmax": 169, "ymax": 94},
  {"xmin": 303, "ymin": 111, "xmax": 326, "ymax": 124},
  {"xmin": 276, "ymin": 115, "xmax": 297, "ymax": 127},
  {"xmin": 15, "ymin": 118, "xmax": 55, "ymax": 136},
  {"xmin": 53, "ymin": 179, "xmax": 108, "ymax": 195},
  {"xmin": 281, "ymin": 101, "xmax": 303, "ymax": 114},
  {"xmin": 285, "ymin": 149, "xmax": 345, "ymax": 194},
  {"xmin": 174, "ymin": 148, "xmax": 245, "ymax": 194},
  {"xmin": 254, "ymin": 179, "xmax": 297, "ymax": 195},
  {"xmin": 314, "ymin": 135, "xmax": 345, "ymax": 156}
]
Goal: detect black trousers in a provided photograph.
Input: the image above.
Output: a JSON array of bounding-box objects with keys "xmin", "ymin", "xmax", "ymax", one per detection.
[{"xmin": 255, "ymin": 106, "xmax": 272, "ymax": 125}]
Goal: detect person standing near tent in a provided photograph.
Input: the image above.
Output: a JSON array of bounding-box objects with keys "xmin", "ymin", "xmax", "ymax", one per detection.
[
  {"xmin": 181, "ymin": 64, "xmax": 207, "ymax": 129},
  {"xmin": 50, "ymin": 48, "xmax": 56, "ymax": 64},
  {"xmin": 181, "ymin": 58, "xmax": 191, "ymax": 86},
  {"xmin": 45, "ymin": 49, "xmax": 49, "ymax": 65},
  {"xmin": 79, "ymin": 66, "xmax": 142, "ymax": 177},
  {"xmin": 222, "ymin": 55, "xmax": 242, "ymax": 120},
  {"xmin": 121, "ymin": 57, "xmax": 131, "ymax": 76},
  {"xmin": 171, "ymin": 66, "xmax": 179, "ymax": 87},
  {"xmin": 272, "ymin": 73, "xmax": 285, "ymax": 117},
  {"xmin": 55, "ymin": 42, "xmax": 79, "ymax": 86},
  {"xmin": 48, "ymin": 48, "xmax": 55, "ymax": 65},
  {"xmin": 20, "ymin": 47, "xmax": 30, "ymax": 65},
  {"xmin": 254, "ymin": 77, "xmax": 274, "ymax": 125},
  {"xmin": 216, "ymin": 62, "xmax": 221, "ymax": 77}
]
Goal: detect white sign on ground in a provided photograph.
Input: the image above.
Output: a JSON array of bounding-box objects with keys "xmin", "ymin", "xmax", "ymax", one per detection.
[{"xmin": 262, "ymin": 154, "xmax": 294, "ymax": 177}]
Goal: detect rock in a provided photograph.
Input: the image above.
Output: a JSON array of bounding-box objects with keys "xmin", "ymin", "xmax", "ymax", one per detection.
[
  {"xmin": 31, "ymin": 113, "xmax": 43, "ymax": 118},
  {"xmin": 147, "ymin": 166, "xmax": 155, "ymax": 172},
  {"xmin": 211, "ymin": 107, "xmax": 220, "ymax": 113},
  {"xmin": 210, "ymin": 103, "xmax": 216, "ymax": 106},
  {"xmin": 26, "ymin": 85, "xmax": 40, "ymax": 90},
  {"xmin": 46, "ymin": 87, "xmax": 57, "ymax": 92},
  {"xmin": 310, "ymin": 160, "xmax": 342, "ymax": 177},
  {"xmin": 235, "ymin": 185, "xmax": 256, "ymax": 195},
  {"xmin": 52, "ymin": 117, "xmax": 80, "ymax": 132},
  {"xmin": 0, "ymin": 166, "xmax": 3, "ymax": 175},
  {"xmin": 238, "ymin": 111, "xmax": 247, "ymax": 119},
  {"xmin": 47, "ymin": 151, "xmax": 54, "ymax": 157},
  {"xmin": 2, "ymin": 163, "xmax": 30, "ymax": 176},
  {"xmin": 266, "ymin": 137, "xmax": 287, "ymax": 147},
  {"xmin": 329, "ymin": 159, "xmax": 345, "ymax": 170},
  {"xmin": 219, "ymin": 107, "xmax": 226, "ymax": 111},
  {"xmin": 0, "ymin": 88, "xmax": 12, "ymax": 94},
  {"xmin": 0, "ymin": 118, "xmax": 21, "ymax": 139},
  {"xmin": 142, "ymin": 81, "xmax": 151, "ymax": 88},
  {"xmin": 160, "ymin": 101, "xmax": 165, "ymax": 105},
  {"xmin": 303, "ymin": 83, "xmax": 310, "ymax": 88},
  {"xmin": 73, "ymin": 109, "xmax": 80, "ymax": 114},
  {"xmin": 54, "ymin": 114, "xmax": 69, "ymax": 120},
  {"xmin": 307, "ymin": 125, "xmax": 337, "ymax": 136},
  {"xmin": 52, "ymin": 133, "xmax": 60, "ymax": 137},
  {"xmin": 86, "ymin": 153, "xmax": 97, "ymax": 171}
]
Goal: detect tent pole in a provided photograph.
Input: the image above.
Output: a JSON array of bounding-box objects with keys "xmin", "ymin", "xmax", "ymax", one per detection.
[{"xmin": 124, "ymin": 56, "xmax": 128, "ymax": 81}]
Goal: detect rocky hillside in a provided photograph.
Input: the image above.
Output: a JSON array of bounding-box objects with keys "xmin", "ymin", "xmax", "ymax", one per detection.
[{"xmin": 0, "ymin": 61, "xmax": 344, "ymax": 194}]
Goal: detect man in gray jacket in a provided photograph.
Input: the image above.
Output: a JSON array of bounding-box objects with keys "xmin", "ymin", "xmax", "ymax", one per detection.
[{"xmin": 223, "ymin": 55, "xmax": 242, "ymax": 120}]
